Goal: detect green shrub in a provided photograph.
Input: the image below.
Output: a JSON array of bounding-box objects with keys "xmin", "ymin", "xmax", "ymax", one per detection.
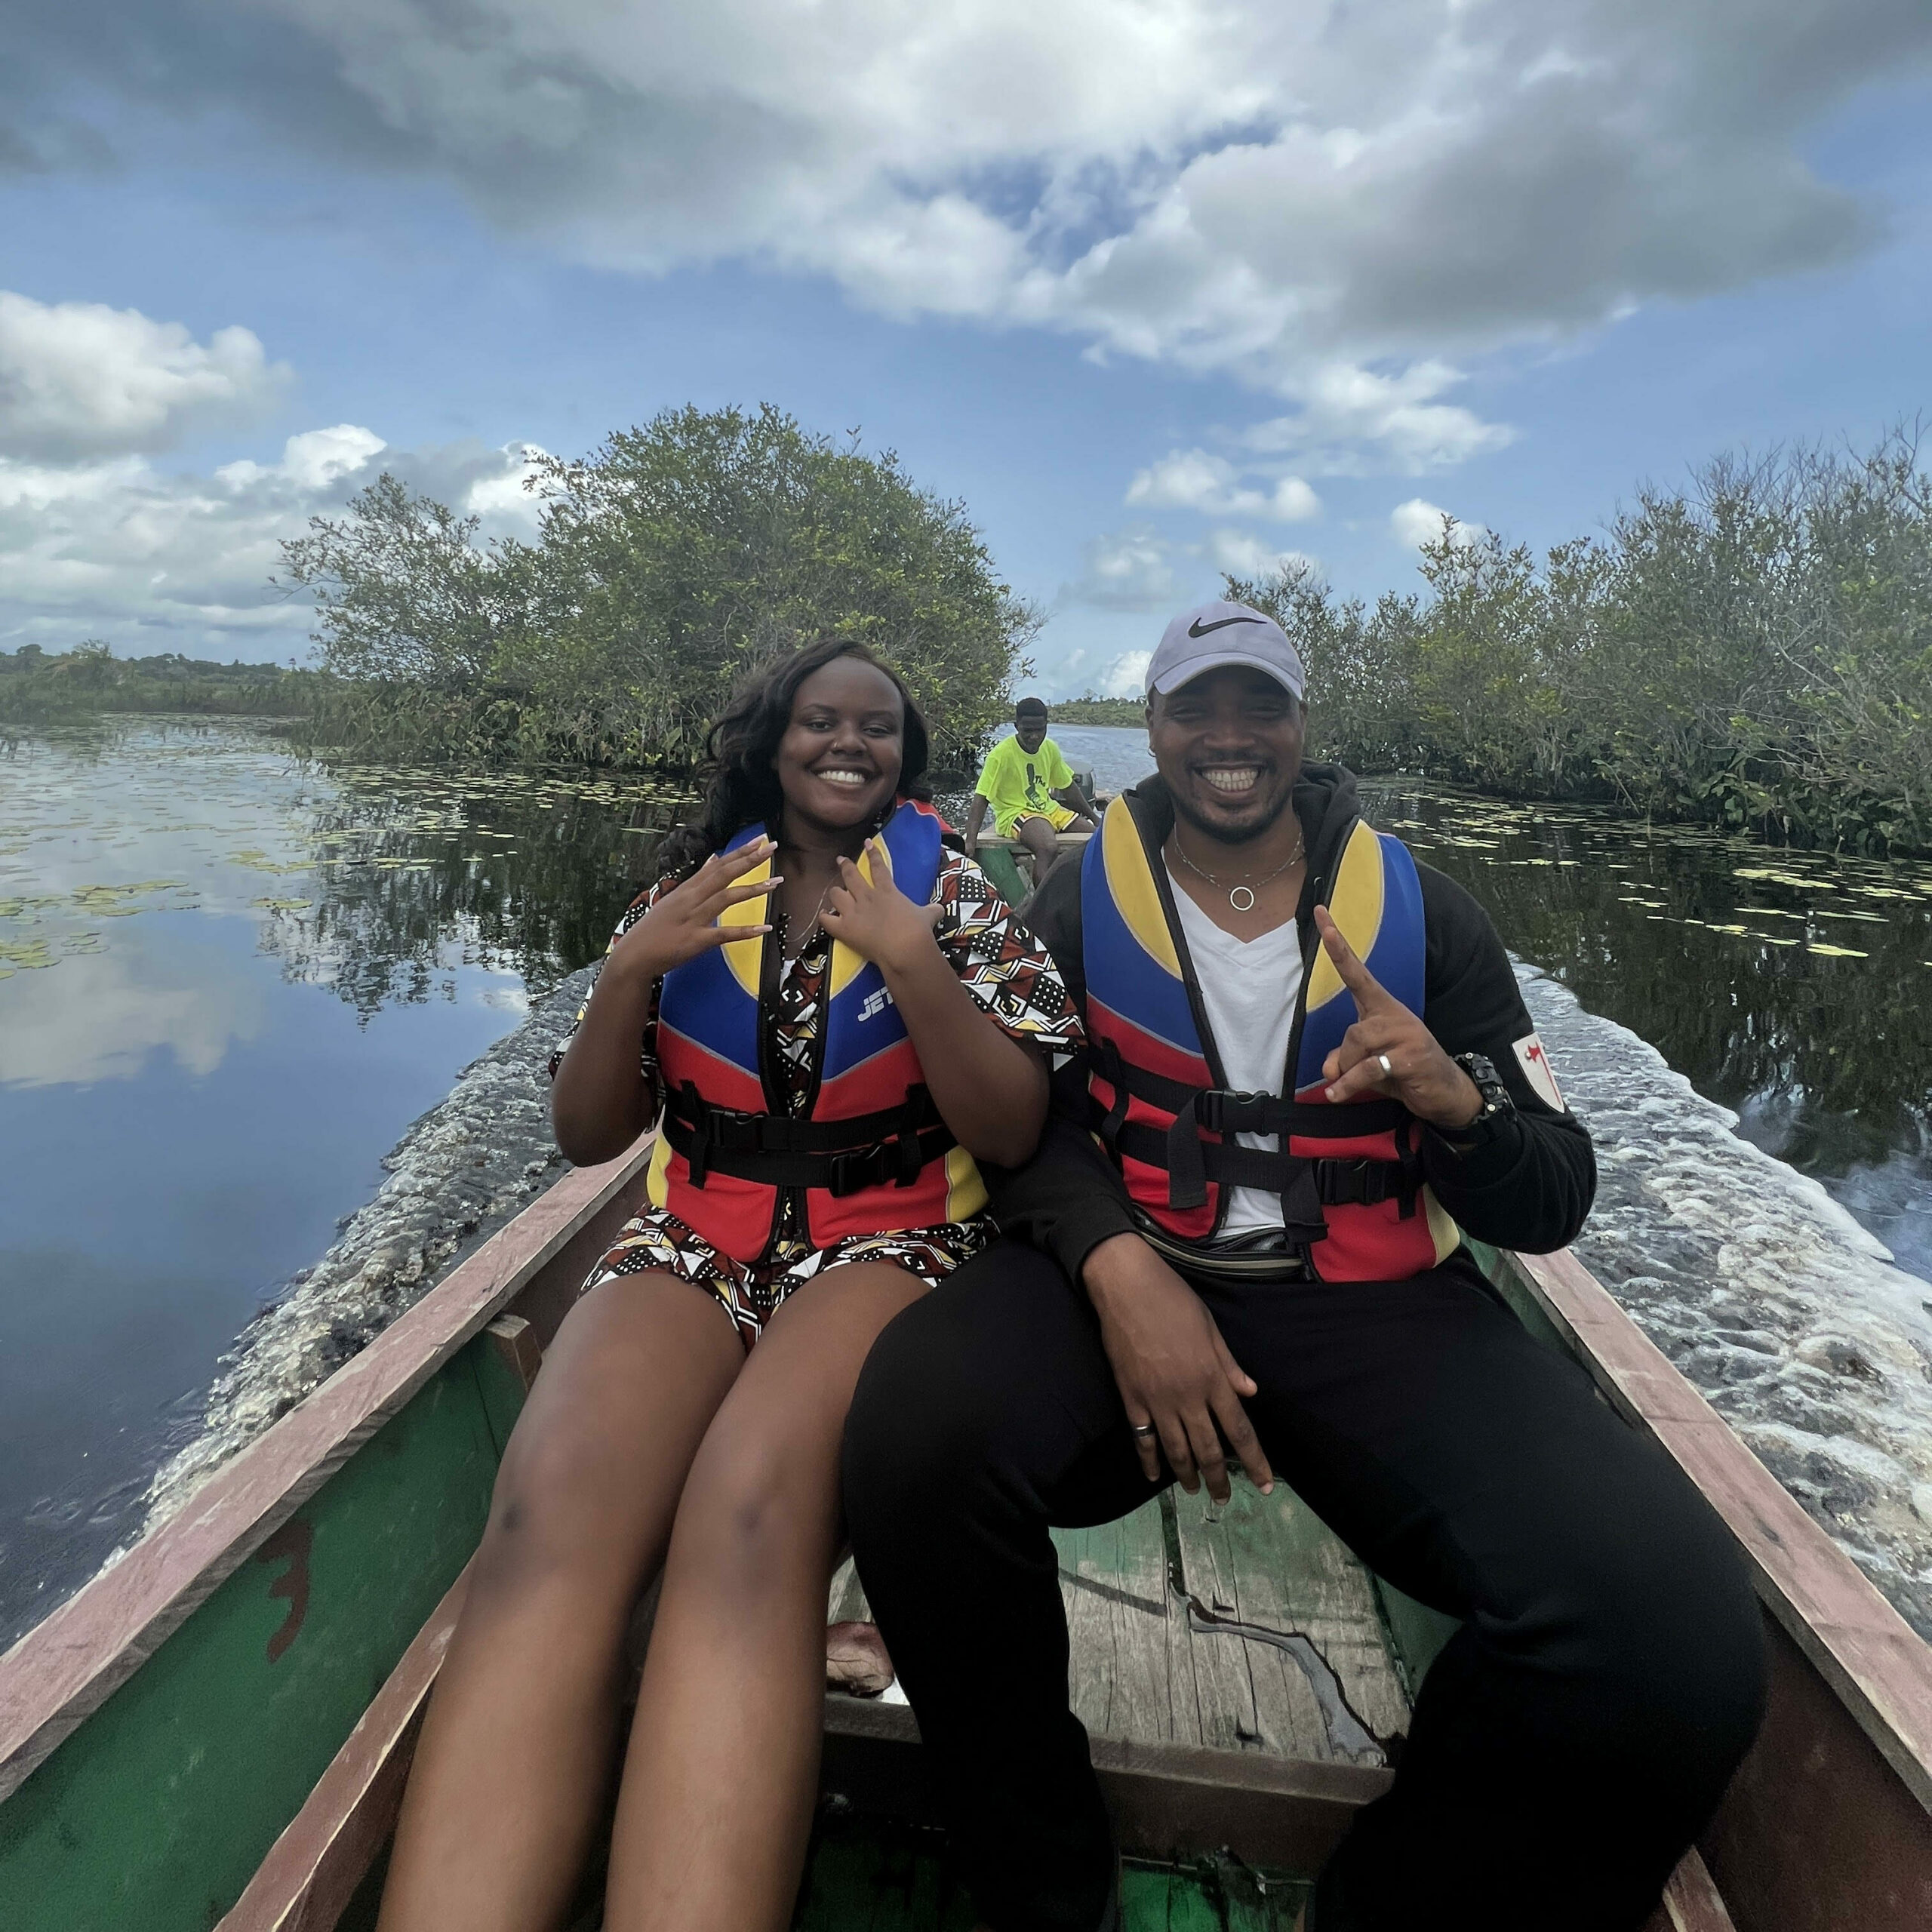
[
  {"xmin": 277, "ymin": 405, "xmax": 1037, "ymax": 771},
  {"xmin": 1230, "ymin": 427, "xmax": 1932, "ymax": 855}
]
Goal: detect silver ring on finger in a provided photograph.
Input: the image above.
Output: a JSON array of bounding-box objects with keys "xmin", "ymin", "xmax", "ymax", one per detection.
[
  {"xmin": 1131, "ymin": 1422, "xmax": 1157, "ymax": 1438},
  {"xmin": 1377, "ymin": 1052, "xmax": 1393, "ymax": 1078}
]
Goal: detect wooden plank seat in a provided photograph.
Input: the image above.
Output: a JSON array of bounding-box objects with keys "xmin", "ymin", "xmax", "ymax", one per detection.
[{"xmin": 971, "ymin": 829, "xmax": 1094, "ymax": 854}]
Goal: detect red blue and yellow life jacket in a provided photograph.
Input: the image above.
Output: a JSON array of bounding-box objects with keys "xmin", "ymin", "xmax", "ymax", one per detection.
[
  {"xmin": 644, "ymin": 798, "xmax": 987, "ymax": 1263},
  {"xmin": 1081, "ymin": 797, "xmax": 1461, "ymax": 1282}
]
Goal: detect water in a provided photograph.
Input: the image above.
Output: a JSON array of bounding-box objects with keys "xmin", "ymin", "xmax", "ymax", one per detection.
[
  {"xmin": 5, "ymin": 720, "xmax": 1931, "ymax": 1645},
  {"xmin": 977, "ymin": 721, "xmax": 1158, "ymax": 802},
  {"xmin": 0, "ymin": 720, "xmax": 679, "ymax": 1646},
  {"xmin": 1367, "ymin": 783, "xmax": 1932, "ymax": 1632},
  {"xmin": 1369, "ymin": 786, "xmax": 1932, "ymax": 1286}
]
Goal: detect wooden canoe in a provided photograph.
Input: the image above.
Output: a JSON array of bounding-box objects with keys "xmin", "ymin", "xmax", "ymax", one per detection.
[{"xmin": 2, "ymin": 1137, "xmax": 1930, "ymax": 1930}]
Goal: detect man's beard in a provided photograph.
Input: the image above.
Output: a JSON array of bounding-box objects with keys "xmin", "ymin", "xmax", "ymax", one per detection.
[{"xmin": 1170, "ymin": 782, "xmax": 1294, "ymax": 848}]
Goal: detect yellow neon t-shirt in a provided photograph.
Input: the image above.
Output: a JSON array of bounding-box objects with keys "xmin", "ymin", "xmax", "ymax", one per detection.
[{"xmin": 974, "ymin": 734, "xmax": 1075, "ymax": 837}]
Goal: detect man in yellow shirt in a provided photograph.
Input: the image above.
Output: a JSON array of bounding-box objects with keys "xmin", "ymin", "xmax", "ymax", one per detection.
[{"xmin": 962, "ymin": 698, "xmax": 1099, "ymax": 878}]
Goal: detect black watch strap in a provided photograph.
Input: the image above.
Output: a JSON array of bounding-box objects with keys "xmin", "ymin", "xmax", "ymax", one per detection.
[{"xmin": 1451, "ymin": 1051, "xmax": 1515, "ymax": 1124}]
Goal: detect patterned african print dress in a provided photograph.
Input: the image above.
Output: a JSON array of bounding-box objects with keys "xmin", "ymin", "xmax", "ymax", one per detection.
[{"xmin": 551, "ymin": 847, "xmax": 1082, "ymax": 1347}]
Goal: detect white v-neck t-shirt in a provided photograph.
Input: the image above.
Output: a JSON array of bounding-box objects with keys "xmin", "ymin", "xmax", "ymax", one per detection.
[{"xmin": 1164, "ymin": 869, "xmax": 1306, "ymax": 1236}]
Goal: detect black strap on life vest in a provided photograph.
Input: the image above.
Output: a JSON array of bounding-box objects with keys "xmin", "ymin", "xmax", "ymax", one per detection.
[
  {"xmin": 664, "ymin": 1084, "xmax": 955, "ymax": 1198},
  {"xmin": 1090, "ymin": 1038, "xmax": 1420, "ymax": 1234}
]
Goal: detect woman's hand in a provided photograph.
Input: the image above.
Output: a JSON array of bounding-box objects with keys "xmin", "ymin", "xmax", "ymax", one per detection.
[
  {"xmin": 818, "ymin": 837, "xmax": 945, "ymax": 976},
  {"xmin": 1313, "ymin": 904, "xmax": 1482, "ymax": 1129},
  {"xmin": 608, "ymin": 839, "xmax": 782, "ymax": 986},
  {"xmin": 552, "ymin": 841, "xmax": 779, "ymax": 1165},
  {"xmin": 1082, "ymin": 1233, "xmax": 1273, "ymax": 1505}
]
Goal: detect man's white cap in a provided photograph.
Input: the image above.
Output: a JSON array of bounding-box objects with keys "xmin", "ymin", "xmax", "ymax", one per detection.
[{"xmin": 1145, "ymin": 601, "xmax": 1305, "ymax": 701}]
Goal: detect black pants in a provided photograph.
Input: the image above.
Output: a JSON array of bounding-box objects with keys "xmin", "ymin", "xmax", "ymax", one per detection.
[{"xmin": 841, "ymin": 1241, "xmax": 1766, "ymax": 1932}]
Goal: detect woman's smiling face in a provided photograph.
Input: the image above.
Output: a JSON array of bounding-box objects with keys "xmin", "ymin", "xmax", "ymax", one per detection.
[{"xmin": 774, "ymin": 656, "xmax": 906, "ymax": 836}]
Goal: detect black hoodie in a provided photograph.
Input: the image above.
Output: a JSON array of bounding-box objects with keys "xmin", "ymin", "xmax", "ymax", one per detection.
[{"xmin": 989, "ymin": 764, "xmax": 1597, "ymax": 1284}]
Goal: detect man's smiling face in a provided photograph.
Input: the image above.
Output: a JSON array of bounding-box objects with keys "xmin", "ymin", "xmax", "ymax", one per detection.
[
  {"xmin": 1147, "ymin": 665, "xmax": 1303, "ymax": 845},
  {"xmin": 1014, "ymin": 715, "xmax": 1048, "ymax": 753}
]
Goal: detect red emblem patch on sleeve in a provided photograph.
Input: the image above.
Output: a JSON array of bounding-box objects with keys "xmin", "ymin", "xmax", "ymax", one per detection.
[{"xmin": 1512, "ymin": 1032, "xmax": 1565, "ymax": 1112}]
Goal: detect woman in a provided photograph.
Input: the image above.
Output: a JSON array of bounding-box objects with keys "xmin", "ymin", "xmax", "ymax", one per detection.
[{"xmin": 377, "ymin": 639, "xmax": 1080, "ymax": 1932}]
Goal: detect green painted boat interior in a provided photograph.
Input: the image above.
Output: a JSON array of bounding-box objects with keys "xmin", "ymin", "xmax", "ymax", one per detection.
[
  {"xmin": 0, "ymin": 1334, "xmax": 531, "ymax": 1932},
  {"xmin": 2, "ymin": 1241, "xmax": 1487, "ymax": 1932},
  {"xmin": 794, "ymin": 1829, "xmax": 1310, "ymax": 1932}
]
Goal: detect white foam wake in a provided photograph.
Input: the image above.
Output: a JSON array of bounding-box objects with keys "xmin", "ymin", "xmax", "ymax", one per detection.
[
  {"xmin": 1521, "ymin": 965, "xmax": 1932, "ymax": 1636},
  {"xmin": 140, "ymin": 965, "xmax": 596, "ymax": 1529}
]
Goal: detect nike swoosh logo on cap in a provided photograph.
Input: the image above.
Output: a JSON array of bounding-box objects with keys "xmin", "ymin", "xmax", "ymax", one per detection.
[{"xmin": 1186, "ymin": 614, "xmax": 1265, "ymax": 638}]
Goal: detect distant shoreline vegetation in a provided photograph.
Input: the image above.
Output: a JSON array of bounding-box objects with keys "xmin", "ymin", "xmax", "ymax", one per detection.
[
  {"xmin": 9, "ymin": 417, "xmax": 1927, "ymax": 857},
  {"xmin": 1048, "ymin": 694, "xmax": 1147, "ymax": 727},
  {"xmin": 0, "ymin": 642, "xmax": 318, "ymax": 724},
  {"xmin": 1231, "ymin": 426, "xmax": 1932, "ymax": 857}
]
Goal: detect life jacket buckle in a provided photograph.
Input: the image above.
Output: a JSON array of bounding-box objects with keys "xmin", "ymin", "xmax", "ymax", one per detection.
[
  {"xmin": 1313, "ymin": 1158, "xmax": 1372, "ymax": 1206},
  {"xmin": 678, "ymin": 1084, "xmax": 716, "ymax": 1187},
  {"xmin": 1199, "ymin": 1088, "xmax": 1275, "ymax": 1135},
  {"xmin": 827, "ymin": 1143, "xmax": 900, "ymax": 1198},
  {"xmin": 826, "ymin": 1147, "xmax": 877, "ymax": 1197},
  {"xmin": 892, "ymin": 1091, "xmax": 928, "ymax": 1187},
  {"xmin": 706, "ymin": 1112, "xmax": 764, "ymax": 1153}
]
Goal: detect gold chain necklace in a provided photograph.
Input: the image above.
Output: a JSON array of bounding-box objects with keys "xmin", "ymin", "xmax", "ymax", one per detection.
[{"xmin": 1168, "ymin": 832, "xmax": 1305, "ymax": 913}]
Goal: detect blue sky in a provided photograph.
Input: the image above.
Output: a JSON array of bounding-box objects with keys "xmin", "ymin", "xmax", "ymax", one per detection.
[{"xmin": 3, "ymin": 2, "xmax": 1930, "ymax": 696}]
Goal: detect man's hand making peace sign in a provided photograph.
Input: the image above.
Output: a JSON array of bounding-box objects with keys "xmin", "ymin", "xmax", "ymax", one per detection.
[{"xmin": 1312, "ymin": 903, "xmax": 1485, "ymax": 1131}]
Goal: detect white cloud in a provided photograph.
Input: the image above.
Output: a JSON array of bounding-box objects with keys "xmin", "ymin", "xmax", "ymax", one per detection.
[
  {"xmin": 1100, "ymin": 649, "xmax": 1152, "ymax": 699},
  {"xmin": 1390, "ymin": 497, "xmax": 1485, "ymax": 549},
  {"xmin": 0, "ymin": 934, "xmax": 267, "ymax": 1088},
  {"xmin": 1241, "ymin": 362, "xmax": 1516, "ymax": 476},
  {"xmin": 1204, "ymin": 528, "xmax": 1315, "ymax": 579},
  {"xmin": 1126, "ymin": 450, "xmax": 1320, "ymax": 521},
  {"xmin": 1060, "ymin": 526, "xmax": 1179, "ymax": 611},
  {"xmin": 461, "ymin": 444, "xmax": 549, "ymax": 522},
  {"xmin": 22, "ymin": 2, "xmax": 1921, "ymax": 467},
  {"xmin": 1060, "ymin": 518, "xmax": 1317, "ymax": 616},
  {"xmin": 0, "ymin": 291, "xmax": 288, "ymax": 462},
  {"xmin": 216, "ymin": 424, "xmax": 386, "ymax": 493},
  {"xmin": 0, "ymin": 423, "xmax": 547, "ymax": 658}
]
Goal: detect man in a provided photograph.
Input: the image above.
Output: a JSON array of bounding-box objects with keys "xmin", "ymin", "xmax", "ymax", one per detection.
[
  {"xmin": 844, "ymin": 602, "xmax": 1764, "ymax": 1931},
  {"xmin": 963, "ymin": 697, "xmax": 1100, "ymax": 881}
]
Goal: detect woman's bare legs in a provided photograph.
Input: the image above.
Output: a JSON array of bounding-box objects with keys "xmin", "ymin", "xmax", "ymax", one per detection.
[
  {"xmin": 377, "ymin": 1272, "xmax": 744, "ymax": 1932},
  {"xmin": 604, "ymin": 1260, "xmax": 931, "ymax": 1932}
]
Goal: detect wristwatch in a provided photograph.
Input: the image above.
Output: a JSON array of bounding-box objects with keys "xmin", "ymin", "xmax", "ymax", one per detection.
[{"xmin": 1451, "ymin": 1052, "xmax": 1515, "ymax": 1128}]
